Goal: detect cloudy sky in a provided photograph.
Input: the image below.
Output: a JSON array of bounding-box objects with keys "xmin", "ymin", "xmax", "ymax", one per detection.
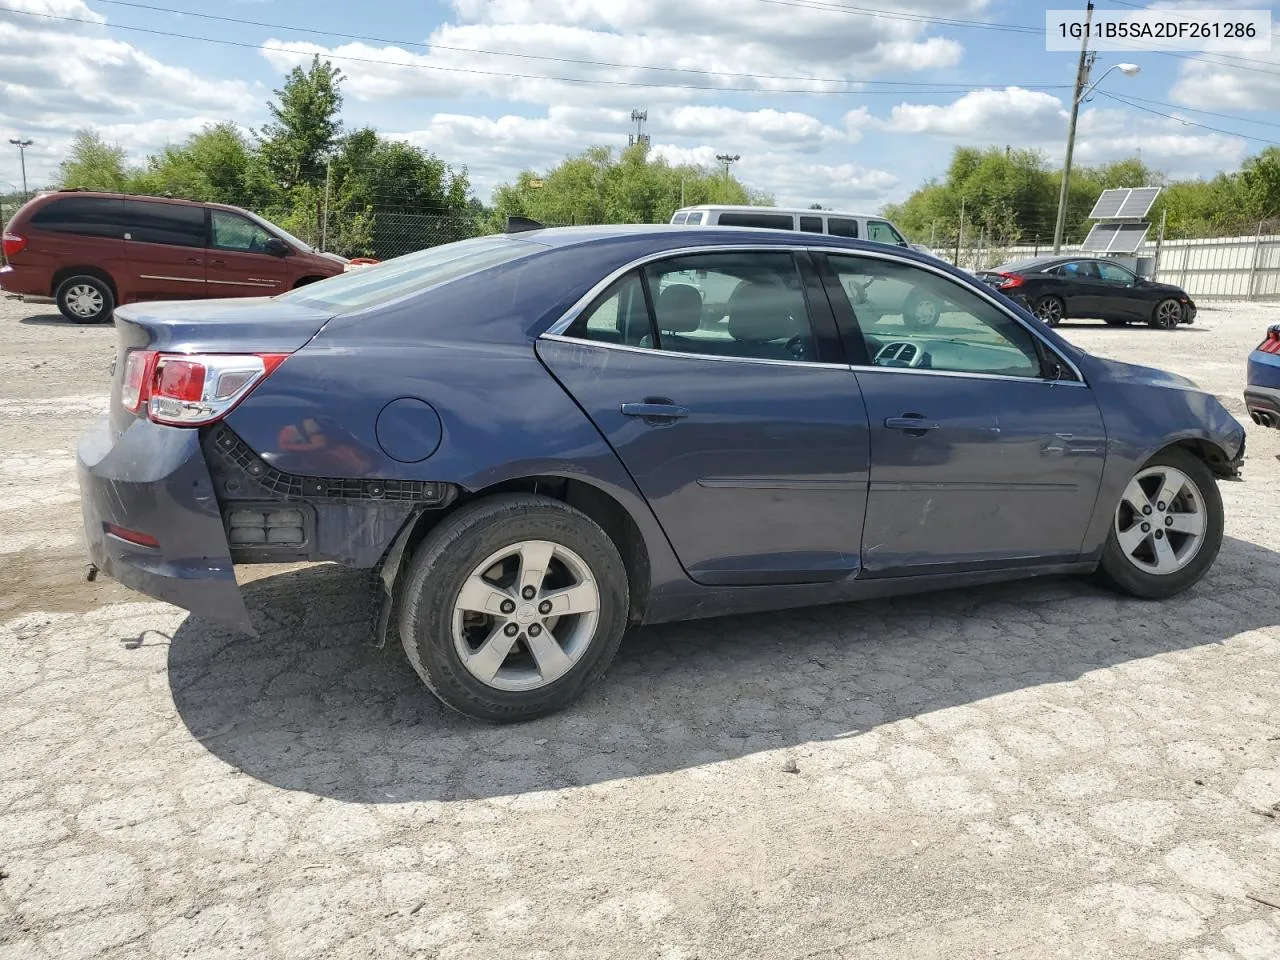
[{"xmin": 1, "ymin": 0, "xmax": 1278, "ymax": 211}]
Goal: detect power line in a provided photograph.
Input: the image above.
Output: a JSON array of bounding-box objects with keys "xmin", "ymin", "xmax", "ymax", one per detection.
[
  {"xmin": 747, "ymin": 0, "xmax": 1041, "ymax": 34},
  {"xmin": 0, "ymin": 5, "xmax": 1071, "ymax": 95},
  {"xmin": 1106, "ymin": 93, "xmax": 1280, "ymax": 131},
  {"xmin": 1096, "ymin": 90, "xmax": 1280, "ymax": 146}
]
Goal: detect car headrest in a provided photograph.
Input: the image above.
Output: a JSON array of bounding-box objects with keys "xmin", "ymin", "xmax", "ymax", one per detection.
[
  {"xmin": 655, "ymin": 284, "xmax": 703, "ymax": 333},
  {"xmin": 727, "ymin": 281, "xmax": 806, "ymax": 342}
]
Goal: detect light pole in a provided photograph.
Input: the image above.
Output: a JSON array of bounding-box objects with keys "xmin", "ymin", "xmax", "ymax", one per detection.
[
  {"xmin": 715, "ymin": 153, "xmax": 739, "ymax": 182},
  {"xmin": 8, "ymin": 138, "xmax": 33, "ymax": 198},
  {"xmin": 1051, "ymin": 58, "xmax": 1141, "ymax": 253}
]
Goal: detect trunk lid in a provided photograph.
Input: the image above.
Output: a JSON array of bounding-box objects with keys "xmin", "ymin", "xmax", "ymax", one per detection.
[{"xmin": 108, "ymin": 297, "xmax": 335, "ymax": 437}]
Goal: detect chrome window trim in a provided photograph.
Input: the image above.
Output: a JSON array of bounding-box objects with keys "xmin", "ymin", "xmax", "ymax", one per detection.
[
  {"xmin": 540, "ymin": 334, "xmax": 849, "ymax": 371},
  {"xmin": 541, "ymin": 242, "xmax": 1087, "ymax": 385}
]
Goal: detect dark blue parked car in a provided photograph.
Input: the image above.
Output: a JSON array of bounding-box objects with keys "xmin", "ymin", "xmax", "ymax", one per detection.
[
  {"xmin": 78, "ymin": 225, "xmax": 1246, "ymax": 721},
  {"xmin": 1245, "ymin": 323, "xmax": 1280, "ymax": 428}
]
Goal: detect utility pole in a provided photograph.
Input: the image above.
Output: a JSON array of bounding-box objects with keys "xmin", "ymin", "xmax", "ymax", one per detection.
[
  {"xmin": 1053, "ymin": 1, "xmax": 1094, "ymax": 254},
  {"xmin": 9, "ymin": 138, "xmax": 33, "ymax": 198},
  {"xmin": 716, "ymin": 153, "xmax": 740, "ymax": 183},
  {"xmin": 320, "ymin": 156, "xmax": 332, "ymax": 252}
]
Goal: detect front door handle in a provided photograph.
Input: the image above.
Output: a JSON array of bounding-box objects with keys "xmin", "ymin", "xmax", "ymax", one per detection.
[
  {"xmin": 621, "ymin": 401, "xmax": 689, "ymax": 422},
  {"xmin": 185, "ymin": 257, "xmax": 202, "ymax": 265},
  {"xmin": 885, "ymin": 415, "xmax": 939, "ymax": 432}
]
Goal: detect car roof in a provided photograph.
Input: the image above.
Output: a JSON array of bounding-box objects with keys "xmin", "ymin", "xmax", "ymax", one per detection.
[
  {"xmin": 28, "ymin": 190, "xmax": 248, "ymax": 215},
  {"xmin": 675, "ymin": 204, "xmax": 881, "ymax": 218},
  {"xmin": 517, "ymin": 223, "xmax": 904, "ymax": 252}
]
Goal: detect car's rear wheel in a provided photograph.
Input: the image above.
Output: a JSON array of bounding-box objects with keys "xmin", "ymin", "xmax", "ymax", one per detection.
[
  {"xmin": 1150, "ymin": 298, "xmax": 1182, "ymax": 329},
  {"xmin": 1033, "ymin": 295, "xmax": 1065, "ymax": 327},
  {"xmin": 55, "ymin": 275, "xmax": 114, "ymax": 324},
  {"xmin": 902, "ymin": 292, "xmax": 941, "ymax": 330},
  {"xmin": 398, "ymin": 493, "xmax": 629, "ymax": 722},
  {"xmin": 1096, "ymin": 448, "xmax": 1223, "ymax": 599}
]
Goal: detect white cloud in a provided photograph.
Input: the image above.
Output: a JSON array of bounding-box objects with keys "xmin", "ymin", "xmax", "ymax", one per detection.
[
  {"xmin": 886, "ymin": 87, "xmax": 1067, "ymax": 140},
  {"xmin": 1168, "ymin": 48, "xmax": 1280, "ymax": 111}
]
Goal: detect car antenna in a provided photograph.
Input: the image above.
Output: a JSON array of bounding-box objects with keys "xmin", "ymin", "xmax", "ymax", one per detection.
[{"xmin": 505, "ymin": 216, "xmax": 546, "ymax": 234}]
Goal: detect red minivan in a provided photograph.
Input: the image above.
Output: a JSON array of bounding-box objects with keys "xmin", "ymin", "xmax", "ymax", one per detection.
[{"xmin": 1, "ymin": 191, "xmax": 348, "ymax": 323}]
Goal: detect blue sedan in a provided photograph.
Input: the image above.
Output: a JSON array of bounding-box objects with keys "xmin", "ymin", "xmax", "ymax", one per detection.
[
  {"xmin": 1246, "ymin": 323, "xmax": 1280, "ymax": 428},
  {"xmin": 78, "ymin": 225, "xmax": 1246, "ymax": 721}
]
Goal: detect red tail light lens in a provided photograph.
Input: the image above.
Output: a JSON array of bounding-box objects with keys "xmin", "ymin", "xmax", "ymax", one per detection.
[
  {"xmin": 119, "ymin": 351, "xmax": 289, "ymax": 425},
  {"xmin": 997, "ymin": 272, "xmax": 1025, "ymax": 289},
  {"xmin": 1258, "ymin": 329, "xmax": 1280, "ymax": 355},
  {"xmin": 105, "ymin": 523, "xmax": 160, "ymax": 548},
  {"xmin": 2, "ymin": 232, "xmax": 27, "ymax": 258}
]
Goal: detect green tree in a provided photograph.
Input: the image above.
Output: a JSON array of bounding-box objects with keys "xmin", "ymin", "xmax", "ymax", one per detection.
[
  {"xmin": 57, "ymin": 129, "xmax": 133, "ymax": 192},
  {"xmin": 257, "ymin": 55, "xmax": 345, "ymax": 193},
  {"xmin": 133, "ymin": 123, "xmax": 260, "ymax": 205}
]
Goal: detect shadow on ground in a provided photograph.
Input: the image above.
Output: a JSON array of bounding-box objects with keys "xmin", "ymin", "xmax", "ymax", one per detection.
[{"xmin": 167, "ymin": 536, "xmax": 1280, "ymax": 803}]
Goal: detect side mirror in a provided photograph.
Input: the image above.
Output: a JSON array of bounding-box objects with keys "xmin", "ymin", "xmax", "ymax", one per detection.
[{"xmin": 264, "ymin": 237, "xmax": 291, "ymax": 257}]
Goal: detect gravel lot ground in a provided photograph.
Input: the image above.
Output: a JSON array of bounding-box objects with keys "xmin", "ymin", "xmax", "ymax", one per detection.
[{"xmin": 1, "ymin": 295, "xmax": 1279, "ymax": 960}]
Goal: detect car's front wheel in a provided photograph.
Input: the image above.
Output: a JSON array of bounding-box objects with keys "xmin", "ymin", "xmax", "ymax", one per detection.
[
  {"xmin": 1096, "ymin": 448, "xmax": 1223, "ymax": 599},
  {"xmin": 398, "ymin": 494, "xmax": 629, "ymax": 722},
  {"xmin": 55, "ymin": 275, "xmax": 114, "ymax": 324},
  {"xmin": 1150, "ymin": 298, "xmax": 1183, "ymax": 329}
]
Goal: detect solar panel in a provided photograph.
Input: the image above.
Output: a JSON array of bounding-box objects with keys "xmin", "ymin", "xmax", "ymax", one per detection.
[
  {"xmin": 1116, "ymin": 187, "xmax": 1161, "ymax": 219},
  {"xmin": 1081, "ymin": 222, "xmax": 1150, "ymax": 253},
  {"xmin": 1088, "ymin": 189, "xmax": 1129, "ymax": 220}
]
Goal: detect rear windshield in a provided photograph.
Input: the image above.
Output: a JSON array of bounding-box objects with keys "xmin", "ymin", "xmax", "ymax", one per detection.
[{"xmin": 280, "ymin": 235, "xmax": 545, "ymax": 312}]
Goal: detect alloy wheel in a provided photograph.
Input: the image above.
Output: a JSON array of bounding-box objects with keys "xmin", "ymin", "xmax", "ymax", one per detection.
[
  {"xmin": 451, "ymin": 539, "xmax": 600, "ymax": 691},
  {"xmin": 1156, "ymin": 300, "xmax": 1182, "ymax": 328},
  {"xmin": 1113, "ymin": 465, "xmax": 1207, "ymax": 575},
  {"xmin": 1036, "ymin": 298, "xmax": 1063, "ymax": 324}
]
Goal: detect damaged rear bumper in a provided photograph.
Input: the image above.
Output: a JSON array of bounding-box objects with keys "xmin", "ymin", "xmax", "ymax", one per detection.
[{"xmin": 77, "ymin": 415, "xmax": 254, "ymax": 632}]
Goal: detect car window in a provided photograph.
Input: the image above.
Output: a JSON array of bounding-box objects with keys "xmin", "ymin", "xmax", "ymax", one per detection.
[
  {"xmin": 123, "ymin": 200, "xmax": 206, "ymax": 248},
  {"xmin": 1062, "ymin": 261, "xmax": 1100, "ymax": 280},
  {"xmin": 211, "ymin": 210, "xmax": 275, "ymax": 252},
  {"xmin": 717, "ymin": 212, "xmax": 794, "ymax": 230},
  {"xmin": 644, "ymin": 251, "xmax": 817, "ymax": 362},
  {"xmin": 281, "ymin": 235, "xmax": 542, "ymax": 311},
  {"xmin": 799, "ymin": 216, "xmax": 824, "ymax": 233},
  {"xmin": 564, "ymin": 271, "xmax": 653, "ymax": 347},
  {"xmin": 827, "ymin": 217, "xmax": 858, "ymax": 238},
  {"xmin": 28, "ymin": 196, "xmax": 125, "ymax": 238},
  {"xmin": 826, "ymin": 254, "xmax": 1044, "ymax": 379},
  {"xmin": 867, "ymin": 220, "xmax": 905, "ymax": 245},
  {"xmin": 684, "ymin": 212, "xmax": 704, "ymax": 225},
  {"xmin": 1096, "ymin": 262, "xmax": 1135, "ymax": 285},
  {"xmin": 671, "ymin": 212, "xmax": 689, "ymax": 225}
]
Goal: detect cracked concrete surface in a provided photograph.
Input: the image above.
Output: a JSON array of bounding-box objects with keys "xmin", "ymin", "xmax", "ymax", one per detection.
[{"xmin": 0, "ymin": 298, "xmax": 1278, "ymax": 959}]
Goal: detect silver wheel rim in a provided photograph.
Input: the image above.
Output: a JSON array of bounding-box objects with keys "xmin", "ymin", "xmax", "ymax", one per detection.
[
  {"xmin": 912, "ymin": 299, "xmax": 938, "ymax": 325},
  {"xmin": 1114, "ymin": 466, "xmax": 1207, "ymax": 575},
  {"xmin": 1157, "ymin": 300, "xmax": 1180, "ymax": 326},
  {"xmin": 64, "ymin": 283, "xmax": 104, "ymax": 318},
  {"xmin": 1037, "ymin": 299, "xmax": 1062, "ymax": 322},
  {"xmin": 451, "ymin": 540, "xmax": 600, "ymax": 692}
]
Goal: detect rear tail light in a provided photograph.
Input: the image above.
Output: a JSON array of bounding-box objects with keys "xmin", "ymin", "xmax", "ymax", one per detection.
[
  {"xmin": 2, "ymin": 233, "xmax": 27, "ymax": 258},
  {"xmin": 1258, "ymin": 329, "xmax": 1280, "ymax": 355},
  {"xmin": 118, "ymin": 351, "xmax": 289, "ymax": 425},
  {"xmin": 996, "ymin": 272, "xmax": 1025, "ymax": 289}
]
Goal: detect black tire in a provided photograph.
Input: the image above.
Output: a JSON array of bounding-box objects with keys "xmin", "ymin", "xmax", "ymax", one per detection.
[
  {"xmin": 1033, "ymin": 295, "xmax": 1065, "ymax": 327},
  {"xmin": 1150, "ymin": 298, "xmax": 1182, "ymax": 329},
  {"xmin": 55, "ymin": 274, "xmax": 114, "ymax": 324},
  {"xmin": 397, "ymin": 493, "xmax": 629, "ymax": 722},
  {"xmin": 1095, "ymin": 447, "xmax": 1223, "ymax": 599},
  {"xmin": 902, "ymin": 292, "xmax": 941, "ymax": 330}
]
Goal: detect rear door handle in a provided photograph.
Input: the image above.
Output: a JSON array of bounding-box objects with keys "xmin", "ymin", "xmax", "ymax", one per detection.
[
  {"xmin": 885, "ymin": 416, "xmax": 938, "ymax": 431},
  {"xmin": 210, "ymin": 259, "xmax": 227, "ymax": 267},
  {"xmin": 621, "ymin": 401, "xmax": 689, "ymax": 421}
]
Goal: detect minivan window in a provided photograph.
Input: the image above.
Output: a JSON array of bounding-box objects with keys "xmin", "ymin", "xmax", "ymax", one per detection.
[
  {"xmin": 717, "ymin": 212, "xmax": 794, "ymax": 230},
  {"xmin": 867, "ymin": 220, "xmax": 906, "ymax": 245},
  {"xmin": 211, "ymin": 210, "xmax": 275, "ymax": 253},
  {"xmin": 799, "ymin": 216, "xmax": 824, "ymax": 233},
  {"xmin": 124, "ymin": 200, "xmax": 206, "ymax": 248},
  {"xmin": 281, "ymin": 235, "xmax": 543, "ymax": 312},
  {"xmin": 29, "ymin": 196, "xmax": 125, "ymax": 238},
  {"xmin": 827, "ymin": 217, "xmax": 858, "ymax": 238},
  {"xmin": 684, "ymin": 212, "xmax": 704, "ymax": 225},
  {"xmin": 671, "ymin": 212, "xmax": 689, "ymax": 225}
]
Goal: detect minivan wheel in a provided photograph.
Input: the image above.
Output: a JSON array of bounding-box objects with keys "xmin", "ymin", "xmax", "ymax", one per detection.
[
  {"xmin": 398, "ymin": 493, "xmax": 629, "ymax": 722},
  {"xmin": 55, "ymin": 275, "xmax": 114, "ymax": 324},
  {"xmin": 1095, "ymin": 447, "xmax": 1223, "ymax": 599}
]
